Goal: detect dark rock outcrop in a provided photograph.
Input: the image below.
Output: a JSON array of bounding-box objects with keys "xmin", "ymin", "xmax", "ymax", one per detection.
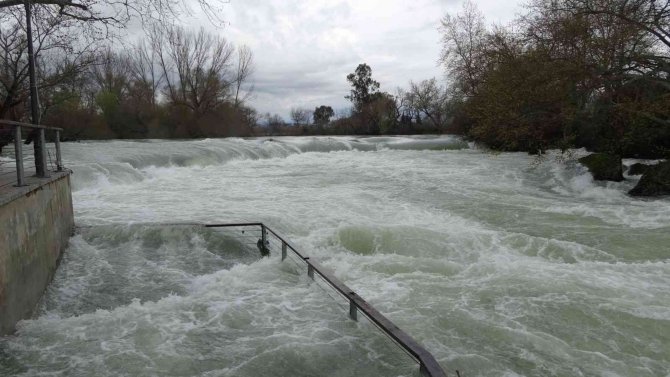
[
  {"xmin": 578, "ymin": 153, "xmax": 624, "ymax": 181},
  {"xmin": 629, "ymin": 161, "xmax": 670, "ymax": 197},
  {"xmin": 627, "ymin": 163, "xmax": 652, "ymax": 176}
]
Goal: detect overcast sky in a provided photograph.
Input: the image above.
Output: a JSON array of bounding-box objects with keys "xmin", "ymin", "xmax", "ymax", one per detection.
[{"xmin": 190, "ymin": 0, "xmax": 525, "ymax": 120}]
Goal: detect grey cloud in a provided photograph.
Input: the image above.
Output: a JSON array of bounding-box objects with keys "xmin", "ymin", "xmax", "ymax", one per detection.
[{"xmin": 186, "ymin": 0, "xmax": 523, "ymax": 117}]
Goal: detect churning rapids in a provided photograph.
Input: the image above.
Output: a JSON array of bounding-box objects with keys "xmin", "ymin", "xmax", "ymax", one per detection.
[{"xmin": 1, "ymin": 136, "xmax": 669, "ymax": 377}]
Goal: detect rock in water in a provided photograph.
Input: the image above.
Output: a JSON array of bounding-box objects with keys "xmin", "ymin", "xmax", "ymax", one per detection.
[
  {"xmin": 578, "ymin": 153, "xmax": 624, "ymax": 181},
  {"xmin": 629, "ymin": 161, "xmax": 670, "ymax": 197},
  {"xmin": 627, "ymin": 163, "xmax": 652, "ymax": 176}
]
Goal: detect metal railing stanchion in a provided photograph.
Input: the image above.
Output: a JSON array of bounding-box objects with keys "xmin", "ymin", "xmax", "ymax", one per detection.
[
  {"xmin": 261, "ymin": 224, "xmax": 267, "ymax": 248},
  {"xmin": 13, "ymin": 125, "xmax": 25, "ymax": 187},
  {"xmin": 55, "ymin": 130, "xmax": 63, "ymax": 171},
  {"xmin": 307, "ymin": 262, "xmax": 314, "ymax": 279},
  {"xmin": 349, "ymin": 297, "xmax": 358, "ymax": 321}
]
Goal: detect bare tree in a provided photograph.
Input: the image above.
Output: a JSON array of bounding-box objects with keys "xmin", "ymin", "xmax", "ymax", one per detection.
[
  {"xmin": 156, "ymin": 26, "xmax": 234, "ymax": 116},
  {"xmin": 265, "ymin": 112, "xmax": 284, "ymax": 135},
  {"xmin": 233, "ymin": 45, "xmax": 254, "ymax": 108},
  {"xmin": 0, "ymin": 0, "xmax": 230, "ymax": 118},
  {"xmin": 128, "ymin": 40, "xmax": 164, "ymax": 109},
  {"xmin": 439, "ymin": 0, "xmax": 487, "ymax": 97},
  {"xmin": 406, "ymin": 78, "xmax": 450, "ymax": 129},
  {"xmin": 553, "ymin": 0, "xmax": 670, "ymax": 50},
  {"xmin": 0, "ymin": 4, "xmax": 93, "ymax": 119},
  {"xmin": 37, "ymin": 49, "xmax": 94, "ymax": 119},
  {"xmin": 89, "ymin": 48, "xmax": 129, "ymax": 98},
  {"xmin": 290, "ymin": 107, "xmax": 311, "ymax": 126},
  {"xmin": 0, "ymin": 1, "xmax": 228, "ymax": 32}
]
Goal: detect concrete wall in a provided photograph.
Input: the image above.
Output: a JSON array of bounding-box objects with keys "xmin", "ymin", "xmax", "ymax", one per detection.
[{"xmin": 0, "ymin": 173, "xmax": 74, "ymax": 335}]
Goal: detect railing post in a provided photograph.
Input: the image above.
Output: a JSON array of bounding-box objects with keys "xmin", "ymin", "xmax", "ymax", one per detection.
[
  {"xmin": 307, "ymin": 264, "xmax": 314, "ymax": 279},
  {"xmin": 419, "ymin": 363, "xmax": 429, "ymax": 377},
  {"xmin": 55, "ymin": 130, "xmax": 63, "ymax": 171},
  {"xmin": 349, "ymin": 298, "xmax": 358, "ymax": 321},
  {"xmin": 13, "ymin": 126, "xmax": 25, "ymax": 187},
  {"xmin": 258, "ymin": 224, "xmax": 270, "ymax": 257},
  {"xmin": 281, "ymin": 241, "xmax": 287, "ymax": 261}
]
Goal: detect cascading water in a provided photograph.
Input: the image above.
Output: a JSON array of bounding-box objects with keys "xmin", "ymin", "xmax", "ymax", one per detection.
[{"xmin": 1, "ymin": 136, "xmax": 668, "ymax": 376}]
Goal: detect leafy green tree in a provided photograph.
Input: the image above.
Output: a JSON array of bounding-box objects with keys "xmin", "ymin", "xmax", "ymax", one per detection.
[
  {"xmin": 369, "ymin": 93, "xmax": 399, "ymax": 134},
  {"xmin": 345, "ymin": 63, "xmax": 380, "ymax": 112},
  {"xmin": 438, "ymin": 0, "xmax": 670, "ymax": 157},
  {"xmin": 313, "ymin": 105, "xmax": 334, "ymax": 125}
]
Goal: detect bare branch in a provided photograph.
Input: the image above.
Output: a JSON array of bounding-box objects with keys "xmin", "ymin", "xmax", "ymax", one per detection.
[{"xmin": 0, "ymin": 0, "xmax": 88, "ymax": 10}]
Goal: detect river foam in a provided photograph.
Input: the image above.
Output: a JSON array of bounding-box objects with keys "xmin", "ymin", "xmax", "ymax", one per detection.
[{"xmin": 1, "ymin": 135, "xmax": 668, "ymax": 376}]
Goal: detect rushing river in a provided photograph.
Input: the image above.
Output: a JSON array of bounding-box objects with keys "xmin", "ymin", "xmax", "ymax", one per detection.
[{"xmin": 1, "ymin": 136, "xmax": 669, "ymax": 377}]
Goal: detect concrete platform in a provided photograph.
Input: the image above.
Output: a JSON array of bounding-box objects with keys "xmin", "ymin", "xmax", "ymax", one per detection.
[
  {"xmin": 0, "ymin": 170, "xmax": 71, "ymax": 206},
  {"xmin": 0, "ymin": 170, "xmax": 74, "ymax": 335}
]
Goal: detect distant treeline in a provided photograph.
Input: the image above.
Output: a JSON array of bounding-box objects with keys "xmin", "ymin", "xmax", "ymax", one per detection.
[
  {"xmin": 281, "ymin": 0, "xmax": 670, "ymax": 159},
  {"xmin": 2, "ymin": 0, "xmax": 669, "ymax": 159},
  {"xmin": 0, "ymin": 3, "xmax": 441, "ymax": 141},
  {"xmin": 76, "ymin": 27, "xmax": 257, "ymax": 140},
  {"xmin": 264, "ymin": 65, "xmax": 457, "ymax": 137}
]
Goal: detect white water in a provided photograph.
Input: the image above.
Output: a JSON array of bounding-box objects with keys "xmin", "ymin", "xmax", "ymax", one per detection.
[{"xmin": 1, "ymin": 136, "xmax": 669, "ymax": 376}]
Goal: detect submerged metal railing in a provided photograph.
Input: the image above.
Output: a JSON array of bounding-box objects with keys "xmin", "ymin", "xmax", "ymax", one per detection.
[
  {"xmin": 0, "ymin": 120, "xmax": 64, "ymax": 188},
  {"xmin": 206, "ymin": 222, "xmax": 448, "ymax": 377}
]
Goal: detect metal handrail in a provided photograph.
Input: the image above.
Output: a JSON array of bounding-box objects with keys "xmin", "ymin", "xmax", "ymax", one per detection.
[
  {"xmin": 0, "ymin": 120, "xmax": 64, "ymax": 186},
  {"xmin": 206, "ymin": 223, "xmax": 448, "ymax": 377},
  {"xmin": 0, "ymin": 120, "xmax": 63, "ymax": 131}
]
